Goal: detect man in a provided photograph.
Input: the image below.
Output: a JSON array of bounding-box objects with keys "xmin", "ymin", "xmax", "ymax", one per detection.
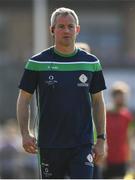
[
  {"xmin": 103, "ymin": 81, "xmax": 133, "ymax": 179},
  {"xmin": 17, "ymin": 7, "xmax": 106, "ymax": 179}
]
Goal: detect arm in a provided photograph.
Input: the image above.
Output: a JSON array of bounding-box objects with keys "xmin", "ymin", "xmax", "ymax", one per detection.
[
  {"xmin": 91, "ymin": 91, "xmax": 106, "ymax": 164},
  {"xmin": 17, "ymin": 89, "xmax": 37, "ymax": 154}
]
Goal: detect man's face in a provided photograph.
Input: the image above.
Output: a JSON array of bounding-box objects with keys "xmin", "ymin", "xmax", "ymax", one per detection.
[{"xmin": 51, "ymin": 14, "xmax": 80, "ymax": 47}]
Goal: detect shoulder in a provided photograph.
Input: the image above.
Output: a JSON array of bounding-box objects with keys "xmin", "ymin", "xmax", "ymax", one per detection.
[
  {"xmin": 121, "ymin": 108, "xmax": 133, "ymax": 121},
  {"xmin": 24, "ymin": 47, "xmax": 53, "ymax": 71},
  {"xmin": 77, "ymin": 49, "xmax": 102, "ymax": 72},
  {"xmin": 30, "ymin": 47, "xmax": 53, "ymax": 62},
  {"xmin": 78, "ymin": 48, "xmax": 100, "ymax": 63}
]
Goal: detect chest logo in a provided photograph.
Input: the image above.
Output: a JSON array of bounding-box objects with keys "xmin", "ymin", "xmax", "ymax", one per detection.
[
  {"xmin": 79, "ymin": 74, "xmax": 88, "ymax": 83},
  {"xmin": 77, "ymin": 74, "xmax": 89, "ymax": 87},
  {"xmin": 45, "ymin": 75, "xmax": 58, "ymax": 86},
  {"xmin": 49, "ymin": 75, "xmax": 54, "ymax": 80}
]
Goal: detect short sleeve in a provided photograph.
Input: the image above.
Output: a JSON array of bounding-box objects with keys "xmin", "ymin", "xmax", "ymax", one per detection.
[
  {"xmin": 19, "ymin": 69, "xmax": 38, "ymax": 94},
  {"xmin": 89, "ymin": 70, "xmax": 106, "ymax": 94}
]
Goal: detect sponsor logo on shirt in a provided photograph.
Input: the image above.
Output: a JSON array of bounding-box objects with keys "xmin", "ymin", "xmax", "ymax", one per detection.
[
  {"xmin": 77, "ymin": 74, "xmax": 89, "ymax": 87},
  {"xmin": 47, "ymin": 65, "xmax": 58, "ymax": 70},
  {"xmin": 45, "ymin": 75, "xmax": 58, "ymax": 86}
]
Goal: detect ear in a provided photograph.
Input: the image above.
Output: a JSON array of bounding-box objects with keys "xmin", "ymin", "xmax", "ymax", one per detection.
[
  {"xmin": 50, "ymin": 26, "xmax": 54, "ymax": 36},
  {"xmin": 76, "ymin": 25, "xmax": 80, "ymax": 35}
]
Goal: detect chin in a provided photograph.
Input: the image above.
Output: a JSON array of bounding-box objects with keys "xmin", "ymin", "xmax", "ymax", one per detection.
[
  {"xmin": 62, "ymin": 42, "xmax": 72, "ymax": 47},
  {"xmin": 63, "ymin": 39, "xmax": 73, "ymax": 45}
]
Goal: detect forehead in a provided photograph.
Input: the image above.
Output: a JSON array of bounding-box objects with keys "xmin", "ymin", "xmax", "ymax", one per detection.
[{"xmin": 55, "ymin": 14, "xmax": 76, "ymax": 25}]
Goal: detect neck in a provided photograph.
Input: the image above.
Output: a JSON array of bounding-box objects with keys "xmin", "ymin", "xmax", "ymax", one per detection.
[
  {"xmin": 54, "ymin": 45, "xmax": 76, "ymax": 55},
  {"xmin": 113, "ymin": 105, "xmax": 125, "ymax": 112}
]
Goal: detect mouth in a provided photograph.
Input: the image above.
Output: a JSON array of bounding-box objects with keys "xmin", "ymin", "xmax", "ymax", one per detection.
[{"xmin": 63, "ymin": 36, "xmax": 71, "ymax": 39}]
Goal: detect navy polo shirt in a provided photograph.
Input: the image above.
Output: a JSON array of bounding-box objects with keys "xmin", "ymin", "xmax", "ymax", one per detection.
[{"xmin": 19, "ymin": 47, "xmax": 106, "ymax": 148}]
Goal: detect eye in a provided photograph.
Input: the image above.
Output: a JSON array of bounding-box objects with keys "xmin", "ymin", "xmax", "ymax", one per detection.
[
  {"xmin": 68, "ymin": 24, "xmax": 74, "ymax": 29},
  {"xmin": 58, "ymin": 24, "xmax": 65, "ymax": 29}
]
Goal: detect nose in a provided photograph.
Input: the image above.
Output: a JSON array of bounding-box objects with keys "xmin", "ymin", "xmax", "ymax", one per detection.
[{"xmin": 64, "ymin": 27, "xmax": 70, "ymax": 33}]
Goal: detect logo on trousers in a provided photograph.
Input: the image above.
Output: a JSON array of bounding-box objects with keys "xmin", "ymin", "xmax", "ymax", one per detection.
[
  {"xmin": 41, "ymin": 163, "xmax": 52, "ymax": 177},
  {"xmin": 84, "ymin": 154, "xmax": 93, "ymax": 166}
]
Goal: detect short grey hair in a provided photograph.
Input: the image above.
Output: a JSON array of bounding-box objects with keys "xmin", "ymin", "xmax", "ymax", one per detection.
[{"xmin": 50, "ymin": 7, "xmax": 79, "ymax": 27}]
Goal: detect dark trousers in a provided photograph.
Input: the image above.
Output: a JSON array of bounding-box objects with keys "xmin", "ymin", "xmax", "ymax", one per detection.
[{"xmin": 39, "ymin": 144, "xmax": 94, "ymax": 179}]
